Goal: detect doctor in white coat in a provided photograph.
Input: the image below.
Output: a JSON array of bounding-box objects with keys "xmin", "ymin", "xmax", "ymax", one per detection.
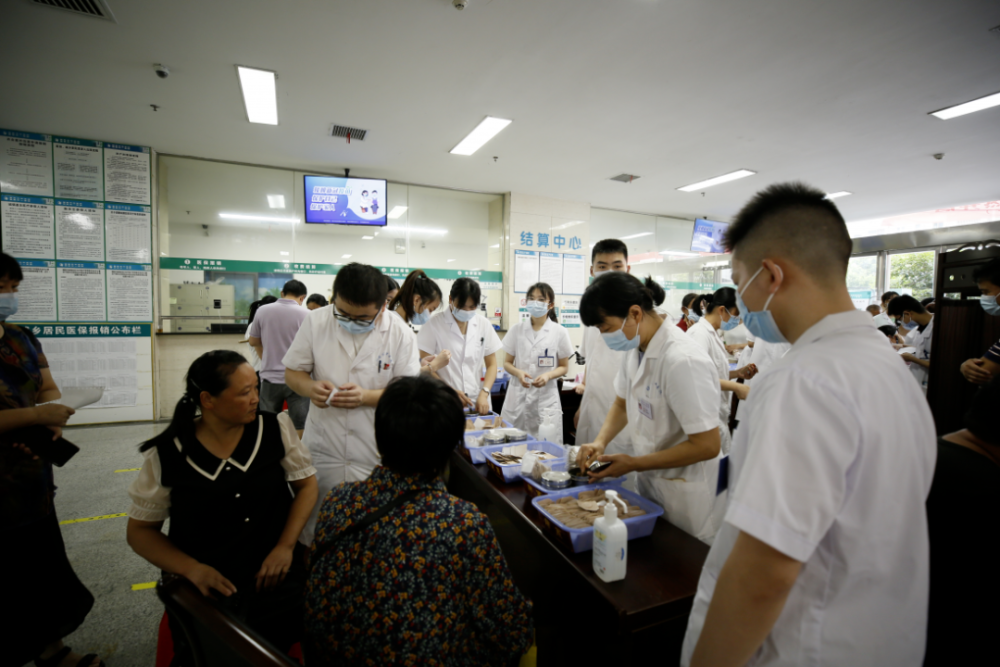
[
  {"xmin": 501, "ymin": 282, "xmax": 573, "ymax": 441},
  {"xmin": 283, "ymin": 263, "xmax": 420, "ymax": 543},
  {"xmin": 687, "ymin": 288, "xmax": 759, "ymax": 454},
  {"xmin": 417, "ymin": 277, "xmax": 502, "ymax": 415},
  {"xmin": 576, "ymin": 272, "xmax": 725, "ymax": 544},
  {"xmin": 576, "ymin": 239, "xmax": 632, "ymax": 456},
  {"xmin": 888, "ymin": 294, "xmax": 934, "ymax": 387}
]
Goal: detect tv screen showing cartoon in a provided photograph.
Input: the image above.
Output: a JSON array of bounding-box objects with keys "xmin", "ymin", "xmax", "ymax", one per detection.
[
  {"xmin": 690, "ymin": 217, "xmax": 730, "ymax": 254},
  {"xmin": 303, "ymin": 176, "xmax": 388, "ymax": 226}
]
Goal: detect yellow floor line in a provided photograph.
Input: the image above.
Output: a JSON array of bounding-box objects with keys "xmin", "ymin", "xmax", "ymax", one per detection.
[
  {"xmin": 131, "ymin": 581, "xmax": 157, "ymax": 591},
  {"xmin": 59, "ymin": 512, "xmax": 127, "ymax": 525},
  {"xmin": 115, "ymin": 468, "xmax": 141, "ymax": 473}
]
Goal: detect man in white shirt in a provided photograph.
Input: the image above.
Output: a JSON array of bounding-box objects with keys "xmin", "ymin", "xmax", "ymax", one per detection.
[
  {"xmin": 283, "ymin": 263, "xmax": 420, "ymax": 542},
  {"xmin": 887, "ymin": 294, "xmax": 934, "ymax": 388},
  {"xmin": 682, "ymin": 183, "xmax": 936, "ymax": 667}
]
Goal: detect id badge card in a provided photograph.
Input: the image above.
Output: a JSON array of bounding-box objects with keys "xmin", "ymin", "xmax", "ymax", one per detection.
[
  {"xmin": 538, "ymin": 354, "xmax": 555, "ymax": 369},
  {"xmin": 638, "ymin": 398, "xmax": 653, "ymax": 420}
]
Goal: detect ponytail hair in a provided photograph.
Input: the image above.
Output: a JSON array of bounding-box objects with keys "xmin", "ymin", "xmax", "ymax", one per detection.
[
  {"xmin": 580, "ymin": 273, "xmax": 665, "ymax": 326},
  {"xmin": 695, "ymin": 287, "xmax": 737, "ymax": 316},
  {"xmin": 248, "ymin": 295, "xmax": 278, "ymax": 325},
  {"xmin": 691, "ymin": 293, "xmax": 713, "ymax": 317},
  {"xmin": 388, "ymin": 269, "xmax": 443, "ymax": 322},
  {"xmin": 681, "ymin": 292, "xmax": 699, "ymax": 312},
  {"xmin": 140, "ymin": 350, "xmax": 250, "ymax": 452},
  {"xmin": 526, "ymin": 282, "xmax": 559, "ymax": 323}
]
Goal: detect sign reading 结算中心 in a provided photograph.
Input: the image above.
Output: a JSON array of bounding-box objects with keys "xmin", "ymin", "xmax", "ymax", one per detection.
[{"xmin": 160, "ymin": 257, "xmax": 503, "ymax": 285}]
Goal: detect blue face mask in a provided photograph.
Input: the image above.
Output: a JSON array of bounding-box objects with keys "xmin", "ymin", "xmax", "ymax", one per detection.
[
  {"xmin": 410, "ymin": 306, "xmax": 431, "ymax": 325},
  {"xmin": 0, "ymin": 293, "xmax": 18, "ymax": 321},
  {"xmin": 981, "ymin": 294, "xmax": 1000, "ymax": 316},
  {"xmin": 688, "ymin": 311, "xmax": 701, "ymax": 323},
  {"xmin": 735, "ymin": 265, "xmax": 788, "ymax": 344},
  {"xmin": 719, "ymin": 309, "xmax": 741, "ymax": 331},
  {"xmin": 336, "ymin": 307, "xmax": 379, "ymax": 335},
  {"xmin": 901, "ymin": 317, "xmax": 919, "ymax": 330},
  {"xmin": 452, "ymin": 307, "xmax": 477, "ymax": 322},
  {"xmin": 602, "ymin": 315, "xmax": 641, "ymax": 352},
  {"xmin": 525, "ymin": 300, "xmax": 549, "ymax": 318}
]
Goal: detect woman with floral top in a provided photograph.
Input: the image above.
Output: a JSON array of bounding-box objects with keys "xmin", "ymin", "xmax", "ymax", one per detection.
[{"xmin": 305, "ymin": 374, "xmax": 533, "ymax": 666}]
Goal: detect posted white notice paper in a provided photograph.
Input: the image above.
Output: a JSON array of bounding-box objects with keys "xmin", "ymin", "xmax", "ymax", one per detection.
[
  {"xmin": 539, "ymin": 252, "xmax": 564, "ymax": 294},
  {"xmin": 0, "ymin": 130, "xmax": 53, "ymax": 196},
  {"xmin": 514, "ymin": 250, "xmax": 539, "ymax": 293},
  {"xmin": 54, "ymin": 137, "xmax": 104, "ymax": 201}
]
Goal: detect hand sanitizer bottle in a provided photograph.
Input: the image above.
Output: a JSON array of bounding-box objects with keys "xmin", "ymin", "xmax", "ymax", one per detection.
[
  {"xmin": 537, "ymin": 408, "xmax": 561, "ymax": 444},
  {"xmin": 593, "ymin": 490, "xmax": 628, "ymax": 582}
]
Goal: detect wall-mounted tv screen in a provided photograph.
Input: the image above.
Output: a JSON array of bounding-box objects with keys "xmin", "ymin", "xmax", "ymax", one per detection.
[
  {"xmin": 303, "ymin": 175, "xmax": 388, "ymax": 226},
  {"xmin": 690, "ymin": 217, "xmax": 730, "ymax": 254}
]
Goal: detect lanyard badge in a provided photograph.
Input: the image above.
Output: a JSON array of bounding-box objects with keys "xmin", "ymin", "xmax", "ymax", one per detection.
[{"xmin": 538, "ymin": 348, "xmax": 555, "ymax": 368}]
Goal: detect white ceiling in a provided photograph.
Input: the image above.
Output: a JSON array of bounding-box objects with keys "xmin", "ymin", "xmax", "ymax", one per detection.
[{"xmin": 2, "ymin": 0, "xmax": 999, "ymax": 223}]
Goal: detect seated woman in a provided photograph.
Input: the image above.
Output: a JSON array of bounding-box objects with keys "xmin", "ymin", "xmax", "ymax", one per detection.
[
  {"xmin": 305, "ymin": 374, "xmax": 533, "ymax": 666},
  {"xmin": 126, "ymin": 350, "xmax": 318, "ymax": 663}
]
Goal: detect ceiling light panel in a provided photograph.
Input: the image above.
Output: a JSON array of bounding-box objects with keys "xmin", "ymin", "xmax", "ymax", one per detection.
[
  {"xmin": 678, "ymin": 169, "xmax": 756, "ymax": 192},
  {"xmin": 267, "ymin": 195, "xmax": 285, "ymax": 209},
  {"xmin": 387, "ymin": 206, "xmax": 408, "ymax": 219},
  {"xmin": 824, "ymin": 191, "xmax": 852, "ymax": 200},
  {"xmin": 236, "ymin": 66, "xmax": 278, "ymax": 125},
  {"xmin": 450, "ymin": 117, "xmax": 512, "ymax": 156},
  {"xmin": 930, "ymin": 91, "xmax": 1000, "ymax": 120}
]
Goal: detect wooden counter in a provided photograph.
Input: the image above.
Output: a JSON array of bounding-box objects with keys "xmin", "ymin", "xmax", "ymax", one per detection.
[{"xmin": 447, "ymin": 447, "xmax": 710, "ymax": 666}]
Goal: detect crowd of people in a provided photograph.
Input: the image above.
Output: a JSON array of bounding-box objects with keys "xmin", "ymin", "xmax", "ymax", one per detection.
[{"xmin": 2, "ymin": 182, "xmax": 998, "ymax": 666}]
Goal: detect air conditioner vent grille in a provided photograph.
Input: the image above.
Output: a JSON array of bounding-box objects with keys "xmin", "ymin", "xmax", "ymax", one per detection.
[
  {"xmin": 609, "ymin": 173, "xmax": 640, "ymax": 183},
  {"xmin": 331, "ymin": 125, "xmax": 368, "ymax": 141},
  {"xmin": 30, "ymin": 0, "xmax": 116, "ymax": 22}
]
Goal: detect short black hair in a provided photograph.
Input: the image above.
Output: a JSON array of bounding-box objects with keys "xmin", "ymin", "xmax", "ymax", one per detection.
[
  {"xmin": 375, "ymin": 375, "xmax": 465, "ymax": 476},
  {"xmin": 973, "ymin": 258, "xmax": 1000, "ymax": 287},
  {"xmin": 877, "ymin": 324, "xmax": 898, "ymax": 339},
  {"xmin": 591, "ymin": 239, "xmax": 629, "ymax": 264},
  {"xmin": 449, "ymin": 277, "xmax": 481, "ymax": 309},
  {"xmin": 0, "ymin": 253, "xmax": 24, "ymax": 282},
  {"xmin": 886, "ymin": 294, "xmax": 926, "ymax": 317},
  {"xmin": 920, "ymin": 297, "xmax": 935, "ymax": 307},
  {"xmin": 332, "ymin": 263, "xmax": 387, "ymax": 306},
  {"xmin": 681, "ymin": 293, "xmax": 699, "ymax": 310},
  {"xmin": 703, "ymin": 287, "xmax": 737, "ymax": 316},
  {"xmin": 282, "ymin": 279, "xmax": 307, "ymax": 298},
  {"xmin": 248, "ymin": 295, "xmax": 278, "ymax": 324},
  {"xmin": 385, "ymin": 275, "xmax": 400, "ymax": 293},
  {"xmin": 306, "ymin": 293, "xmax": 328, "ymax": 307},
  {"xmin": 725, "ymin": 182, "xmax": 851, "ymax": 284},
  {"xmin": 581, "ymin": 272, "xmax": 665, "ymax": 326},
  {"xmin": 526, "ymin": 282, "xmax": 558, "ymax": 323},
  {"xmin": 965, "ymin": 376, "xmax": 1000, "ymax": 444},
  {"xmin": 881, "ymin": 291, "xmax": 899, "ymax": 304},
  {"xmin": 866, "ymin": 304, "xmax": 882, "ymax": 315}
]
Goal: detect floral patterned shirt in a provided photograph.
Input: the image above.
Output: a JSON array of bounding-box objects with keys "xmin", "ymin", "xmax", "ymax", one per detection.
[{"xmin": 305, "ymin": 466, "xmax": 533, "ymax": 666}]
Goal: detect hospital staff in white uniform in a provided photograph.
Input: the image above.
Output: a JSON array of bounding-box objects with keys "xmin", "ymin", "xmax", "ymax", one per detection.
[
  {"xmin": 577, "ymin": 272, "xmax": 725, "ymax": 544},
  {"xmin": 501, "ymin": 282, "xmax": 573, "ymax": 441},
  {"xmin": 889, "ymin": 295, "xmax": 934, "ymax": 388},
  {"xmin": 283, "ymin": 263, "xmax": 420, "ymax": 543},
  {"xmin": 682, "ymin": 184, "xmax": 935, "ymax": 667},
  {"xmin": 417, "ymin": 277, "xmax": 502, "ymax": 415},
  {"xmin": 686, "ymin": 288, "xmax": 758, "ymax": 455}
]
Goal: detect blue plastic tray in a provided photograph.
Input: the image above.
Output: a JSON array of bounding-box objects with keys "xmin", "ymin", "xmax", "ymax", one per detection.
[
  {"xmin": 463, "ymin": 429, "xmax": 535, "ymax": 464},
  {"xmin": 531, "ymin": 484, "xmax": 664, "ymax": 553},
  {"xmin": 520, "ymin": 464, "xmax": 624, "ymax": 498},
  {"xmin": 482, "ymin": 440, "xmax": 566, "ymax": 483}
]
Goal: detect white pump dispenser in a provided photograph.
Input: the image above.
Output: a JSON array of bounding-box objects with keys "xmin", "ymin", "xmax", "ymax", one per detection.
[
  {"xmin": 593, "ymin": 489, "xmax": 628, "ymax": 582},
  {"xmin": 537, "ymin": 407, "xmax": 561, "ymax": 444}
]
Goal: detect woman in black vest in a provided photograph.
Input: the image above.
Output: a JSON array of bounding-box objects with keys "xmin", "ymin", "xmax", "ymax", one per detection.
[{"xmin": 126, "ymin": 350, "xmax": 318, "ymax": 663}]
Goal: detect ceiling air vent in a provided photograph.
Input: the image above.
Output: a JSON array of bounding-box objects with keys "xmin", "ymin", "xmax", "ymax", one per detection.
[
  {"xmin": 30, "ymin": 0, "xmax": 117, "ymax": 22},
  {"xmin": 609, "ymin": 173, "xmax": 640, "ymax": 183},
  {"xmin": 331, "ymin": 125, "xmax": 368, "ymax": 142}
]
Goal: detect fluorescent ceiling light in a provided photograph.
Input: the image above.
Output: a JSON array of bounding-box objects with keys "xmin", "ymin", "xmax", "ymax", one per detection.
[
  {"xmin": 267, "ymin": 194, "xmax": 285, "ymax": 209},
  {"xmin": 490, "ymin": 244, "xmax": 500, "ymax": 248},
  {"xmin": 341, "ymin": 254, "xmax": 352, "ymax": 259},
  {"xmin": 447, "ymin": 259, "xmax": 456, "ymax": 262},
  {"xmin": 620, "ymin": 232, "xmax": 653, "ymax": 240},
  {"xmin": 219, "ymin": 212, "xmax": 298, "ymax": 223},
  {"xmin": 236, "ymin": 66, "xmax": 278, "ymax": 125},
  {"xmin": 704, "ymin": 260, "xmax": 730, "ymax": 268},
  {"xmin": 387, "ymin": 206, "xmax": 408, "ymax": 219},
  {"xmin": 678, "ymin": 169, "xmax": 756, "ymax": 192},
  {"xmin": 361, "ymin": 235, "xmax": 374, "ymax": 240},
  {"xmin": 384, "ymin": 225, "xmax": 448, "ymax": 236},
  {"xmin": 280, "ymin": 251, "xmax": 289, "ymax": 256},
  {"xmin": 450, "ymin": 116, "xmax": 512, "ymax": 156},
  {"xmin": 825, "ymin": 191, "xmax": 852, "ymax": 200},
  {"xmin": 659, "ymin": 250, "xmax": 701, "ymax": 256},
  {"xmin": 930, "ymin": 90, "xmax": 1000, "ymax": 120}
]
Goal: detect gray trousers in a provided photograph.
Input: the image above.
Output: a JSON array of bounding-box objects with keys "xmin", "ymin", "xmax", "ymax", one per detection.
[{"xmin": 259, "ymin": 380, "xmax": 310, "ymax": 430}]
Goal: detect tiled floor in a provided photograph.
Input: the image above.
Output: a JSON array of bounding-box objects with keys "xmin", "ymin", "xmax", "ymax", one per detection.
[{"xmin": 52, "ymin": 422, "xmax": 169, "ymax": 667}]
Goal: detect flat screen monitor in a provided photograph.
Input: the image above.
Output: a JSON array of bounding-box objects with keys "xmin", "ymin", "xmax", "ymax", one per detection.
[
  {"xmin": 690, "ymin": 217, "xmax": 729, "ymax": 254},
  {"xmin": 303, "ymin": 175, "xmax": 388, "ymax": 226}
]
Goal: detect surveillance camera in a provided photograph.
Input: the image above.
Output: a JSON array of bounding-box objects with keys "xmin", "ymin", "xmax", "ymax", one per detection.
[
  {"xmin": 453, "ymin": 0, "xmax": 467, "ymax": 9},
  {"xmin": 933, "ymin": 153, "xmax": 944, "ymax": 160},
  {"xmin": 154, "ymin": 64, "xmax": 170, "ymax": 79}
]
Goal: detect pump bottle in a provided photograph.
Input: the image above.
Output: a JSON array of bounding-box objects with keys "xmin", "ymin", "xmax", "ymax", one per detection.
[
  {"xmin": 537, "ymin": 407, "xmax": 561, "ymax": 444},
  {"xmin": 593, "ymin": 489, "xmax": 628, "ymax": 582}
]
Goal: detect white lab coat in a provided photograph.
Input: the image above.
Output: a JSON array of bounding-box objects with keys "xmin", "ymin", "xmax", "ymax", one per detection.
[
  {"xmin": 417, "ymin": 310, "xmax": 503, "ymax": 407},
  {"xmin": 681, "ymin": 311, "xmax": 936, "ymax": 666},
  {"xmin": 282, "ymin": 306, "xmax": 420, "ymax": 543},
  {"xmin": 872, "ymin": 312, "xmax": 893, "ymax": 328},
  {"xmin": 743, "ymin": 338, "xmax": 791, "ymax": 388},
  {"xmin": 614, "ymin": 322, "xmax": 725, "ymax": 544},
  {"xmin": 907, "ymin": 316, "xmax": 934, "ymax": 387},
  {"xmin": 500, "ymin": 318, "xmax": 573, "ymax": 441},
  {"xmin": 577, "ymin": 326, "xmax": 630, "ymax": 453},
  {"xmin": 686, "ymin": 318, "xmax": 733, "ymax": 455}
]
